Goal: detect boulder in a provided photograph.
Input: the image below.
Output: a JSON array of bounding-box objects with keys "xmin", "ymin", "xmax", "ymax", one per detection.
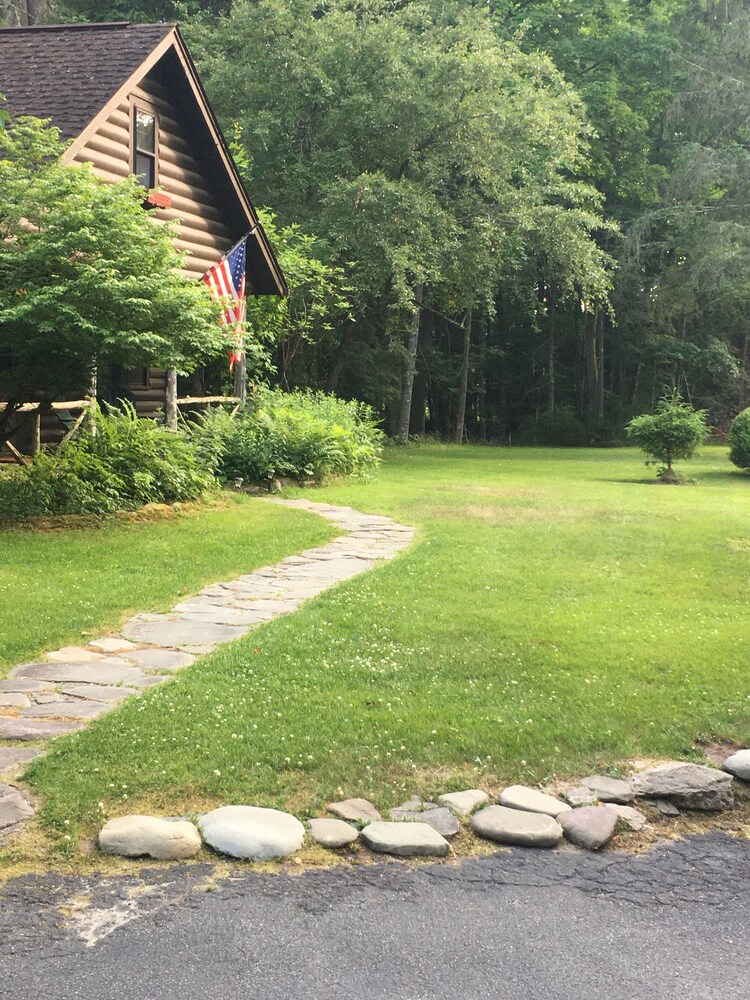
[
  {"xmin": 309, "ymin": 818, "xmax": 359, "ymax": 849},
  {"xmin": 360, "ymin": 821, "xmax": 450, "ymax": 857},
  {"xmin": 564, "ymin": 786, "xmax": 599, "ymax": 808},
  {"xmin": 722, "ymin": 749, "xmax": 750, "ymax": 782},
  {"xmin": 199, "ymin": 805, "xmax": 305, "ymax": 860},
  {"xmin": 99, "ymin": 815, "xmax": 201, "ymax": 860},
  {"xmin": 631, "ymin": 763, "xmax": 733, "ymax": 811},
  {"xmin": 559, "ymin": 806, "xmax": 618, "ymax": 850},
  {"xmin": 327, "ymin": 798, "xmax": 382, "ymax": 823},
  {"xmin": 437, "ymin": 789, "xmax": 489, "ymax": 816},
  {"xmin": 498, "ymin": 785, "xmax": 571, "ymax": 818},
  {"xmin": 580, "ymin": 775, "xmax": 634, "ymax": 804},
  {"xmin": 471, "ymin": 805, "xmax": 563, "ymax": 848}
]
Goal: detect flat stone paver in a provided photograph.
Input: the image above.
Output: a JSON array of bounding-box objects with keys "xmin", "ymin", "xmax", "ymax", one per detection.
[
  {"xmin": 0, "ymin": 748, "xmax": 43, "ymax": 777},
  {"xmin": 0, "ymin": 784, "xmax": 34, "ymax": 838},
  {"xmin": 0, "ymin": 499, "xmax": 414, "ymax": 843}
]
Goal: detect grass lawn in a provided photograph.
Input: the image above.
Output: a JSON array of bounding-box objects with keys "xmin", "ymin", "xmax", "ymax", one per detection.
[
  {"xmin": 0, "ymin": 496, "xmax": 335, "ymax": 677},
  {"xmin": 17, "ymin": 445, "xmax": 750, "ymax": 856}
]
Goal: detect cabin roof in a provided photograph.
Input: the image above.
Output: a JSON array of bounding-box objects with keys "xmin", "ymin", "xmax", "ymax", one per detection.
[
  {"xmin": 0, "ymin": 22, "xmax": 174, "ymax": 141},
  {"xmin": 0, "ymin": 22, "xmax": 286, "ymax": 296}
]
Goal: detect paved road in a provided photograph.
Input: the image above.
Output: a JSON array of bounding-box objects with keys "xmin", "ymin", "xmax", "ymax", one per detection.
[{"xmin": 1, "ymin": 833, "xmax": 748, "ymax": 1000}]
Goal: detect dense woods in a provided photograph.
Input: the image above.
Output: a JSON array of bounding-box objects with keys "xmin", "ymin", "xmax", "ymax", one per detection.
[{"xmin": 5, "ymin": 0, "xmax": 750, "ymax": 442}]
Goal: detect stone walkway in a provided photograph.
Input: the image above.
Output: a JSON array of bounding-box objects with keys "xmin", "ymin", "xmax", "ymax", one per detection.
[{"xmin": 0, "ymin": 499, "xmax": 414, "ymax": 842}]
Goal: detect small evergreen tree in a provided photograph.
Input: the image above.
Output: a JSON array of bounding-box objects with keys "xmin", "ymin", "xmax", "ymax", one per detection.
[
  {"xmin": 626, "ymin": 389, "xmax": 709, "ymax": 482},
  {"xmin": 728, "ymin": 407, "xmax": 750, "ymax": 471}
]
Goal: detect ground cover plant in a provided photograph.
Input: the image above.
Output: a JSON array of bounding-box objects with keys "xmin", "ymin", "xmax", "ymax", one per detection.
[
  {"xmin": 20, "ymin": 445, "xmax": 750, "ymax": 855},
  {"xmin": 190, "ymin": 389, "xmax": 384, "ymax": 484},
  {"xmin": 0, "ymin": 496, "xmax": 334, "ymax": 676}
]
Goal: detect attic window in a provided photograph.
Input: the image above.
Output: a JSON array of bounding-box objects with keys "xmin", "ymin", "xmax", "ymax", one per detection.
[{"xmin": 133, "ymin": 107, "xmax": 157, "ymax": 189}]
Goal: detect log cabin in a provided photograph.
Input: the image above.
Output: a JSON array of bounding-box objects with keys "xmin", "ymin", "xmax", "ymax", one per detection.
[{"xmin": 0, "ymin": 20, "xmax": 286, "ymax": 456}]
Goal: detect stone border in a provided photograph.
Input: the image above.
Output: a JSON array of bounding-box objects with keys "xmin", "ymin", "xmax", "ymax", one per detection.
[{"xmin": 0, "ymin": 500, "xmax": 415, "ymax": 842}]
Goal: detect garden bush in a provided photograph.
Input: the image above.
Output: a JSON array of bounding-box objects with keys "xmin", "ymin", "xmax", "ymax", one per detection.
[
  {"xmin": 515, "ymin": 406, "xmax": 588, "ymax": 446},
  {"xmin": 191, "ymin": 388, "xmax": 384, "ymax": 484},
  {"xmin": 728, "ymin": 407, "xmax": 750, "ymax": 471},
  {"xmin": 626, "ymin": 389, "xmax": 709, "ymax": 481},
  {"xmin": 0, "ymin": 403, "xmax": 213, "ymax": 519}
]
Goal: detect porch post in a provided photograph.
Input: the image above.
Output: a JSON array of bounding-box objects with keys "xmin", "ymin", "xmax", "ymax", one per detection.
[
  {"xmin": 233, "ymin": 354, "xmax": 247, "ymax": 405},
  {"xmin": 165, "ymin": 369, "xmax": 178, "ymax": 430}
]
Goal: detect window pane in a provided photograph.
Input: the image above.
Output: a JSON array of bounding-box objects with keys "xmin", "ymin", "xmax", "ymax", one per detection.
[
  {"xmin": 135, "ymin": 151, "xmax": 155, "ymax": 189},
  {"xmin": 135, "ymin": 109, "xmax": 155, "ymax": 153}
]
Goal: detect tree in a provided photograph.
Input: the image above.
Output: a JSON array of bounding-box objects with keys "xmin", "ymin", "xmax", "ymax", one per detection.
[
  {"xmin": 626, "ymin": 389, "xmax": 709, "ymax": 481},
  {"xmin": 0, "ymin": 116, "xmax": 223, "ymax": 445}
]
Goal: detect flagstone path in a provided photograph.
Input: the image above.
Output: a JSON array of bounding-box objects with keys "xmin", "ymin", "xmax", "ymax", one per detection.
[{"xmin": 0, "ymin": 499, "xmax": 414, "ymax": 842}]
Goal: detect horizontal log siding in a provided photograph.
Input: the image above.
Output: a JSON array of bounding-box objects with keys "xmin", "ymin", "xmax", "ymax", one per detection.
[{"xmin": 73, "ymin": 74, "xmax": 235, "ymax": 280}]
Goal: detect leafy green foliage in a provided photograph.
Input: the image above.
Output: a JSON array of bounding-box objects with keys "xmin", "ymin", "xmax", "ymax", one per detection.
[
  {"xmin": 0, "ymin": 405, "xmax": 213, "ymax": 519},
  {"xmin": 190, "ymin": 390, "xmax": 384, "ymax": 484},
  {"xmin": 0, "ymin": 116, "xmax": 222, "ymax": 438},
  {"xmin": 728, "ymin": 407, "xmax": 750, "ymax": 471},
  {"xmin": 626, "ymin": 389, "xmax": 709, "ymax": 477},
  {"xmin": 515, "ymin": 406, "xmax": 587, "ymax": 447}
]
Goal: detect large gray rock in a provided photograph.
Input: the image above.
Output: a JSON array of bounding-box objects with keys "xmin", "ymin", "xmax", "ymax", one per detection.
[
  {"xmin": 631, "ymin": 763, "xmax": 734, "ymax": 811},
  {"xmin": 390, "ymin": 805, "xmax": 460, "ymax": 838},
  {"xmin": 360, "ymin": 821, "xmax": 450, "ymax": 857},
  {"xmin": 327, "ymin": 798, "xmax": 382, "ymax": 823},
  {"xmin": 309, "ymin": 817, "xmax": 358, "ymax": 848},
  {"xmin": 471, "ymin": 806, "xmax": 563, "ymax": 848},
  {"xmin": 722, "ymin": 749, "xmax": 750, "ymax": 782},
  {"xmin": 0, "ymin": 784, "xmax": 34, "ymax": 835},
  {"xmin": 498, "ymin": 785, "xmax": 571, "ymax": 818},
  {"xmin": 438, "ymin": 789, "xmax": 489, "ymax": 816},
  {"xmin": 580, "ymin": 775, "xmax": 634, "ymax": 804},
  {"xmin": 0, "ymin": 717, "xmax": 83, "ymax": 741},
  {"xmin": 99, "ymin": 815, "xmax": 201, "ymax": 860},
  {"xmin": 199, "ymin": 805, "xmax": 305, "ymax": 860},
  {"xmin": 559, "ymin": 806, "xmax": 619, "ymax": 850}
]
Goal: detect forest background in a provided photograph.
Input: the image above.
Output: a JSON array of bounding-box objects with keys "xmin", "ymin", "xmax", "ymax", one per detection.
[{"xmin": 4, "ymin": 0, "xmax": 749, "ymax": 446}]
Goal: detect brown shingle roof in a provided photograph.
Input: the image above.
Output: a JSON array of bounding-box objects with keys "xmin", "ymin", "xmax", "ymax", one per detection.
[{"xmin": 0, "ymin": 22, "xmax": 173, "ymax": 139}]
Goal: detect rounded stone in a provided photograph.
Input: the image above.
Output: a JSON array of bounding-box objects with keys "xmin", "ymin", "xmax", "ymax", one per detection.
[
  {"xmin": 498, "ymin": 785, "xmax": 572, "ymax": 818},
  {"xmin": 563, "ymin": 786, "xmax": 599, "ymax": 808},
  {"xmin": 199, "ymin": 805, "xmax": 305, "ymax": 860},
  {"xmin": 722, "ymin": 749, "xmax": 750, "ymax": 782},
  {"xmin": 327, "ymin": 798, "xmax": 382, "ymax": 823},
  {"xmin": 471, "ymin": 805, "xmax": 563, "ymax": 848},
  {"xmin": 611, "ymin": 804, "xmax": 648, "ymax": 831},
  {"xmin": 361, "ymin": 821, "xmax": 450, "ymax": 857},
  {"xmin": 99, "ymin": 815, "xmax": 202, "ymax": 860},
  {"xmin": 309, "ymin": 817, "xmax": 359, "ymax": 848},
  {"xmin": 390, "ymin": 806, "xmax": 461, "ymax": 838},
  {"xmin": 559, "ymin": 806, "xmax": 619, "ymax": 850}
]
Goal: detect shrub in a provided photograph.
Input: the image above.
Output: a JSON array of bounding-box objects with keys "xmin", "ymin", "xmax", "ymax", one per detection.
[
  {"xmin": 626, "ymin": 389, "xmax": 709, "ymax": 481},
  {"xmin": 728, "ymin": 407, "xmax": 750, "ymax": 471},
  {"xmin": 190, "ymin": 388, "xmax": 384, "ymax": 484},
  {"xmin": 0, "ymin": 403, "xmax": 213, "ymax": 519}
]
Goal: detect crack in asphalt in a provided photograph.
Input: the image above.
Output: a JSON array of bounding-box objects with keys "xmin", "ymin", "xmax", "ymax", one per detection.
[{"xmin": 1, "ymin": 832, "xmax": 747, "ymax": 963}]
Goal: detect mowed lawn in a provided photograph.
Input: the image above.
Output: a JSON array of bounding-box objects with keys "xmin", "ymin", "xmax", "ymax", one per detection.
[
  {"xmin": 0, "ymin": 496, "xmax": 335, "ymax": 677},
  {"xmin": 21, "ymin": 445, "xmax": 750, "ymax": 849}
]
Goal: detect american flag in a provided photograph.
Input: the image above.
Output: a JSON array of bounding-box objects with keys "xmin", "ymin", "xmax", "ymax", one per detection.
[{"xmin": 201, "ymin": 237, "xmax": 247, "ymax": 371}]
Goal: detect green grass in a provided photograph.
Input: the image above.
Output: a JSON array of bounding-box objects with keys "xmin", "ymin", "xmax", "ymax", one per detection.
[
  {"xmin": 21, "ymin": 445, "xmax": 750, "ymax": 852},
  {"xmin": 0, "ymin": 495, "xmax": 335, "ymax": 676}
]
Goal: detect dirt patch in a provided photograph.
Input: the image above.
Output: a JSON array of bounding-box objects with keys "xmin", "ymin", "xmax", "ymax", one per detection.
[{"xmin": 698, "ymin": 738, "xmax": 746, "ymax": 766}]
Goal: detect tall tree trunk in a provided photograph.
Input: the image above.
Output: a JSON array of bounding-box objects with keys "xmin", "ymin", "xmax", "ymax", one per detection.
[
  {"xmin": 454, "ymin": 308, "xmax": 472, "ymax": 444},
  {"xmin": 165, "ymin": 370, "xmax": 178, "ymax": 429},
  {"xmin": 478, "ymin": 314, "xmax": 488, "ymax": 442},
  {"xmin": 326, "ymin": 322, "xmax": 354, "ymax": 393},
  {"xmin": 583, "ymin": 308, "xmax": 599, "ymax": 426},
  {"xmin": 596, "ymin": 309, "xmax": 605, "ymax": 422},
  {"xmin": 411, "ymin": 308, "xmax": 433, "ymax": 436},
  {"xmin": 547, "ymin": 293, "xmax": 556, "ymax": 415},
  {"xmin": 396, "ymin": 283, "xmax": 423, "ymax": 443}
]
